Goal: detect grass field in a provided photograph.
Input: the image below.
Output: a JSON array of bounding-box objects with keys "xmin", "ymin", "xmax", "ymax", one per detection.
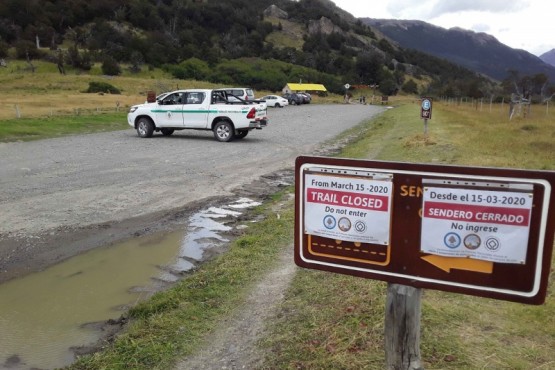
[
  {"xmin": 67, "ymin": 98, "xmax": 555, "ymax": 369},
  {"xmin": 0, "ymin": 61, "xmax": 204, "ymax": 121},
  {"xmin": 2, "ymin": 66, "xmax": 554, "ymax": 369},
  {"xmin": 260, "ymin": 101, "xmax": 555, "ymax": 370},
  {"xmin": 0, "ymin": 63, "xmax": 349, "ymax": 142}
]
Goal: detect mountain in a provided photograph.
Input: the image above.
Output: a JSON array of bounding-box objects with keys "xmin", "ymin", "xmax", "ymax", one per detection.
[
  {"xmin": 540, "ymin": 49, "xmax": 555, "ymax": 67},
  {"xmin": 363, "ymin": 19, "xmax": 555, "ymax": 83},
  {"xmin": 0, "ymin": 0, "xmax": 525, "ymax": 96}
]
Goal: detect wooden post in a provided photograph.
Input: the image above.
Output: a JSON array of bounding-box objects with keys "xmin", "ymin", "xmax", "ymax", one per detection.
[{"xmin": 385, "ymin": 283, "xmax": 424, "ymax": 370}]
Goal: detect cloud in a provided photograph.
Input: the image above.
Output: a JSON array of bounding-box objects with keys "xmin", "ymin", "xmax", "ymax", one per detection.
[
  {"xmin": 386, "ymin": 0, "xmax": 429, "ymax": 18},
  {"xmin": 430, "ymin": 0, "xmax": 530, "ymax": 17},
  {"xmin": 471, "ymin": 23, "xmax": 491, "ymax": 33},
  {"xmin": 386, "ymin": 0, "xmax": 530, "ymax": 19}
]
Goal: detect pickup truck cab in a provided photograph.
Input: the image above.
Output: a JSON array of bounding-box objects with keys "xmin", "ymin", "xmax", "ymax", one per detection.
[{"xmin": 128, "ymin": 89, "xmax": 268, "ymax": 142}]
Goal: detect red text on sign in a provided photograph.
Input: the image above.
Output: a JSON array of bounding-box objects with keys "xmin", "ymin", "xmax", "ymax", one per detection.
[
  {"xmin": 307, "ymin": 188, "xmax": 389, "ymax": 211},
  {"xmin": 423, "ymin": 201, "xmax": 530, "ymax": 226}
]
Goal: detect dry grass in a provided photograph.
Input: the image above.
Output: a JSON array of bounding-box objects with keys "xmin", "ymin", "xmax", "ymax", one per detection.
[
  {"xmin": 0, "ymin": 61, "xmax": 400, "ymax": 120},
  {"xmin": 262, "ymin": 100, "xmax": 555, "ymax": 369},
  {"xmin": 436, "ymin": 99, "xmax": 555, "ymax": 170},
  {"xmin": 0, "ymin": 61, "xmax": 217, "ymax": 120},
  {"xmin": 264, "ymin": 16, "xmax": 306, "ymax": 50}
]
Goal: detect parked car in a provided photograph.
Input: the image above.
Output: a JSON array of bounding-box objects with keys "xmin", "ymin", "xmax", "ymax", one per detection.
[
  {"xmin": 298, "ymin": 92, "xmax": 312, "ymax": 104},
  {"xmin": 260, "ymin": 95, "xmax": 289, "ymax": 108},
  {"xmin": 220, "ymin": 88, "xmax": 255, "ymax": 102},
  {"xmin": 282, "ymin": 92, "xmax": 303, "ymax": 105}
]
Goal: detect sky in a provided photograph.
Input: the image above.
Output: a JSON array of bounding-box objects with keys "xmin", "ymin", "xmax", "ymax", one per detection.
[{"xmin": 331, "ymin": 0, "xmax": 554, "ymax": 56}]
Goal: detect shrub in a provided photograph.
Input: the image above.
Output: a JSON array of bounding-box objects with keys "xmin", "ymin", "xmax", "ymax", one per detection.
[
  {"xmin": 101, "ymin": 55, "xmax": 121, "ymax": 76},
  {"xmin": 14, "ymin": 40, "xmax": 43, "ymax": 59},
  {"xmin": 85, "ymin": 81, "xmax": 121, "ymax": 94},
  {"xmin": 402, "ymin": 80, "xmax": 419, "ymax": 94},
  {"xmin": 168, "ymin": 57, "xmax": 210, "ymax": 80}
]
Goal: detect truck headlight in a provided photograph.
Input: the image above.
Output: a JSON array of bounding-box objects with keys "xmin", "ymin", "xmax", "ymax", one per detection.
[{"xmin": 129, "ymin": 106, "xmax": 138, "ymax": 113}]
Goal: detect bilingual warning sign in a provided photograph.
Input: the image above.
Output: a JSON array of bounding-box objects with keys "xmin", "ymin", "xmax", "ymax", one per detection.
[
  {"xmin": 421, "ymin": 186, "xmax": 533, "ymax": 264},
  {"xmin": 295, "ymin": 156, "xmax": 555, "ymax": 305},
  {"xmin": 304, "ymin": 173, "xmax": 393, "ymax": 244}
]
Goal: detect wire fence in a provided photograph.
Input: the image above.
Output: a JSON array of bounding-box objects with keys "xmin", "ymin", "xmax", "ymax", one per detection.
[
  {"xmin": 438, "ymin": 96, "xmax": 553, "ymax": 119},
  {"xmin": 2, "ymin": 102, "xmax": 129, "ymax": 121}
]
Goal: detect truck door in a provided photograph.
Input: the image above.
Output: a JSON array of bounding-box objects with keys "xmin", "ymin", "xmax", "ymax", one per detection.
[
  {"xmin": 155, "ymin": 92, "xmax": 185, "ymax": 127},
  {"xmin": 182, "ymin": 92, "xmax": 209, "ymax": 128}
]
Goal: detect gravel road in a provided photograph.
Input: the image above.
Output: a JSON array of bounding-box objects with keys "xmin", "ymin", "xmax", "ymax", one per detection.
[{"xmin": 0, "ymin": 104, "xmax": 384, "ymax": 282}]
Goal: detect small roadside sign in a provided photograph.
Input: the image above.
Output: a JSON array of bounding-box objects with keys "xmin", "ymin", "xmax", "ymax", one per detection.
[
  {"xmin": 295, "ymin": 156, "xmax": 555, "ymax": 304},
  {"xmin": 421, "ymin": 97, "xmax": 432, "ymax": 119}
]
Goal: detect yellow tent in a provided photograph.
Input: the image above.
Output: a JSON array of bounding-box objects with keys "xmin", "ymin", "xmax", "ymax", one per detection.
[{"xmin": 282, "ymin": 83, "xmax": 327, "ymax": 94}]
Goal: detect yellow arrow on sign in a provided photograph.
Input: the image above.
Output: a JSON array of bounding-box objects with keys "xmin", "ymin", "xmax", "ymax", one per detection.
[{"xmin": 421, "ymin": 255, "xmax": 493, "ymax": 274}]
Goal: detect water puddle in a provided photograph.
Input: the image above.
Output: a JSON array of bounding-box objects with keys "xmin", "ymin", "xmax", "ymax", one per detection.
[{"xmin": 0, "ymin": 197, "xmax": 260, "ymax": 370}]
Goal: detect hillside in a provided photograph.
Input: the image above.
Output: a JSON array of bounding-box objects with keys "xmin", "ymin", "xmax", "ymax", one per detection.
[
  {"xmin": 363, "ymin": 19, "xmax": 555, "ymax": 83},
  {"xmin": 540, "ymin": 49, "xmax": 555, "ymax": 67},
  {"xmin": 0, "ymin": 0, "xmax": 543, "ymax": 98}
]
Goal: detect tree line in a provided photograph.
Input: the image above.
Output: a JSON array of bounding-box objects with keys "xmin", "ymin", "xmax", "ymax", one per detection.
[{"xmin": 1, "ymin": 0, "xmax": 550, "ymax": 99}]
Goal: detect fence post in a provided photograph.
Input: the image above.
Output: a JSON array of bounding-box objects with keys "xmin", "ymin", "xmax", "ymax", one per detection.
[
  {"xmin": 385, "ymin": 283, "xmax": 424, "ymax": 370},
  {"xmin": 14, "ymin": 104, "xmax": 21, "ymax": 118}
]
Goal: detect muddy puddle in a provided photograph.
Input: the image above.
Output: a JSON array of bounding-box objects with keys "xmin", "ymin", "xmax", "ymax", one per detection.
[{"xmin": 0, "ymin": 197, "xmax": 262, "ymax": 370}]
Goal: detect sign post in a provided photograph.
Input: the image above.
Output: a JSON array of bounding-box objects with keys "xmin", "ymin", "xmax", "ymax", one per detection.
[
  {"xmin": 343, "ymin": 83, "xmax": 351, "ymax": 103},
  {"xmin": 295, "ymin": 156, "xmax": 555, "ymax": 368},
  {"xmin": 421, "ymin": 97, "xmax": 432, "ymax": 135},
  {"xmin": 385, "ymin": 284, "xmax": 422, "ymax": 369}
]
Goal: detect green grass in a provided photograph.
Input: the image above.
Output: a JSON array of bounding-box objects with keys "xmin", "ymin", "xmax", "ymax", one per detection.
[{"xmin": 0, "ymin": 113, "xmax": 128, "ymax": 142}]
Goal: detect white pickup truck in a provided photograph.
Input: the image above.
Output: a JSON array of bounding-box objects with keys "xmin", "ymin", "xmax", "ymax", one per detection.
[{"xmin": 127, "ymin": 89, "xmax": 268, "ymax": 142}]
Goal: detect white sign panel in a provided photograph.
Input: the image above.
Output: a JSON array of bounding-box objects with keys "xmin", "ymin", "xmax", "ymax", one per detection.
[
  {"xmin": 421, "ymin": 186, "xmax": 533, "ymax": 264},
  {"xmin": 304, "ymin": 173, "xmax": 393, "ymax": 244}
]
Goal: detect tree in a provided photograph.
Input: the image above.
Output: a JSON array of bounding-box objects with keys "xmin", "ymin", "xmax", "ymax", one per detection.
[
  {"xmin": 101, "ymin": 55, "xmax": 121, "ymax": 76},
  {"xmin": 129, "ymin": 51, "xmax": 144, "ymax": 74},
  {"xmin": 0, "ymin": 38, "xmax": 8, "ymax": 58},
  {"xmin": 402, "ymin": 80, "xmax": 418, "ymax": 94},
  {"xmin": 66, "ymin": 46, "xmax": 91, "ymax": 70},
  {"xmin": 57, "ymin": 49, "xmax": 65, "ymax": 75},
  {"xmin": 355, "ymin": 52, "xmax": 383, "ymax": 85},
  {"xmin": 14, "ymin": 39, "xmax": 41, "ymax": 59}
]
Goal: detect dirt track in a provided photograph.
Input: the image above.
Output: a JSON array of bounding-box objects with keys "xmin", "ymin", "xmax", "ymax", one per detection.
[{"xmin": 0, "ymin": 104, "xmax": 385, "ymax": 283}]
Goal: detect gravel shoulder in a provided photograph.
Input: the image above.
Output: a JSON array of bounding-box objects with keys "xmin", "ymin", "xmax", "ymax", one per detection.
[
  {"xmin": 174, "ymin": 244, "xmax": 297, "ymax": 370},
  {"xmin": 0, "ymin": 104, "xmax": 384, "ymax": 283}
]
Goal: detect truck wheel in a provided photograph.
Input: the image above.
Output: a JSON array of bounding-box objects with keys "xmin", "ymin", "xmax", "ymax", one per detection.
[
  {"xmin": 214, "ymin": 121, "xmax": 234, "ymax": 142},
  {"xmin": 137, "ymin": 117, "xmax": 154, "ymax": 138},
  {"xmin": 235, "ymin": 130, "xmax": 249, "ymax": 139},
  {"xmin": 161, "ymin": 128, "xmax": 174, "ymax": 136}
]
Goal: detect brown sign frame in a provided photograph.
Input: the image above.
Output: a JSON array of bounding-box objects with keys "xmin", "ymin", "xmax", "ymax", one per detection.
[{"xmin": 295, "ymin": 156, "xmax": 555, "ymax": 305}]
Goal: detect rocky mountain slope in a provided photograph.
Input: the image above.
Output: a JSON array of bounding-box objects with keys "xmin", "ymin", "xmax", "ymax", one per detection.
[
  {"xmin": 363, "ymin": 18, "xmax": 555, "ymax": 82},
  {"xmin": 540, "ymin": 49, "xmax": 555, "ymax": 67}
]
